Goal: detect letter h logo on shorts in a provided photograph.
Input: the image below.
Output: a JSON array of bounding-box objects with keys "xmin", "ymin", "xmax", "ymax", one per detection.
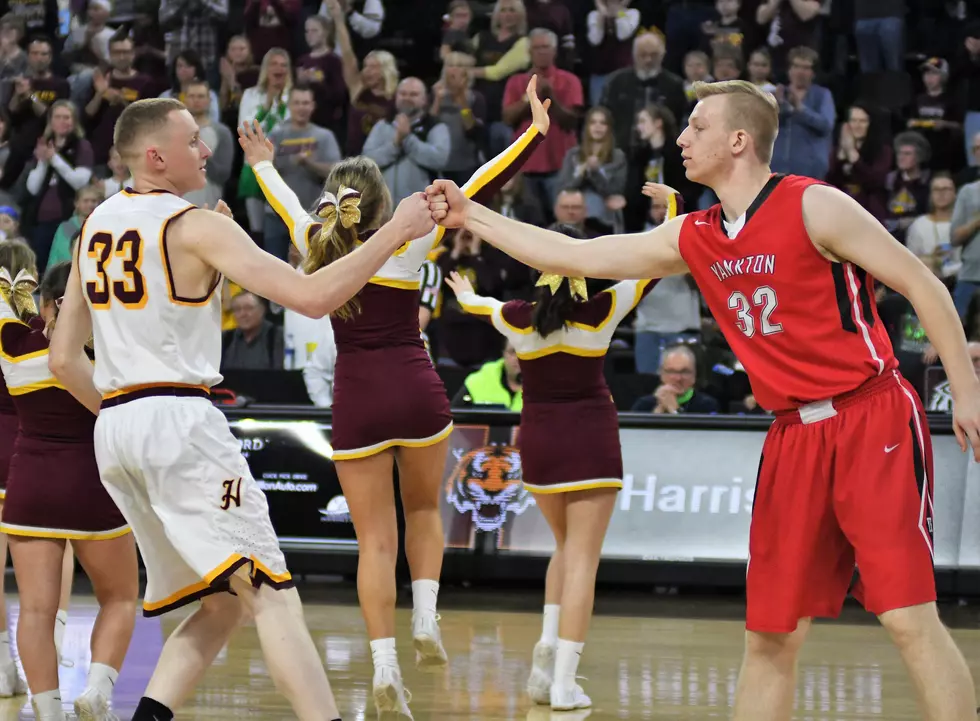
[{"xmin": 220, "ymin": 478, "xmax": 243, "ymax": 510}]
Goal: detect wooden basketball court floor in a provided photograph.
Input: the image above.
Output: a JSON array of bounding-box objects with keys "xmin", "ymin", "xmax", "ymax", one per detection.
[{"xmin": 3, "ymin": 584, "xmax": 979, "ymax": 720}]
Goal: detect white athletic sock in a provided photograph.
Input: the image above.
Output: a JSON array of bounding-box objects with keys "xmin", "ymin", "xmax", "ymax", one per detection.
[
  {"xmin": 554, "ymin": 638, "xmax": 584, "ymax": 689},
  {"xmin": 87, "ymin": 662, "xmax": 118, "ymax": 701},
  {"xmin": 369, "ymin": 637, "xmax": 399, "ymax": 672},
  {"xmin": 0, "ymin": 631, "xmax": 12, "ymax": 664},
  {"xmin": 32, "ymin": 689, "xmax": 64, "ymax": 719},
  {"xmin": 411, "ymin": 579, "xmax": 439, "ymax": 620},
  {"xmin": 54, "ymin": 610, "xmax": 68, "ymax": 654},
  {"xmin": 540, "ymin": 604, "xmax": 560, "ymax": 646}
]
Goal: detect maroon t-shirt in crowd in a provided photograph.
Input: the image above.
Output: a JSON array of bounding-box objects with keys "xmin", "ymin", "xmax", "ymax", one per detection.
[
  {"xmin": 87, "ymin": 72, "xmax": 154, "ymax": 165},
  {"xmin": 295, "ymin": 52, "xmax": 348, "ymax": 137},
  {"xmin": 244, "ymin": 0, "xmax": 301, "ymax": 64},
  {"xmin": 346, "ymin": 88, "xmax": 393, "ymax": 156}
]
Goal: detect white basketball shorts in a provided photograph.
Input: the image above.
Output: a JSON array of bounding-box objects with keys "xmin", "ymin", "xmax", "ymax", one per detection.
[{"xmin": 94, "ymin": 395, "xmax": 291, "ymax": 616}]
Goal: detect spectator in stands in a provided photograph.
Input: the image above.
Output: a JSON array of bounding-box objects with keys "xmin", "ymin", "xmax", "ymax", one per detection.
[
  {"xmin": 93, "ymin": 145, "xmax": 132, "ymax": 198},
  {"xmin": 959, "ymin": 23, "xmax": 980, "ymax": 166},
  {"xmin": 699, "ymin": 0, "xmax": 746, "ymax": 54},
  {"xmin": 906, "ymin": 173, "xmax": 960, "ymax": 283},
  {"xmin": 363, "ymin": 77, "xmax": 450, "ymax": 203},
  {"xmin": 754, "ymin": 0, "xmax": 822, "ymax": 76},
  {"xmin": 770, "ymin": 46, "xmax": 834, "ymax": 180},
  {"xmin": 633, "ymin": 198, "xmax": 701, "ymax": 373},
  {"xmin": 328, "ymin": 0, "xmax": 397, "ymax": 155},
  {"xmin": 159, "ymin": 49, "xmax": 220, "ymax": 124},
  {"xmin": 296, "ymin": 15, "xmax": 347, "ymax": 140},
  {"xmin": 552, "ymin": 187, "xmax": 587, "ymax": 235},
  {"xmin": 63, "ymin": 0, "xmax": 115, "ymax": 102},
  {"xmin": 526, "ymin": 0, "xmax": 576, "ymax": 68},
  {"xmin": 630, "ymin": 344, "xmax": 719, "ymax": 414},
  {"xmin": 625, "ymin": 103, "xmax": 692, "ymax": 231},
  {"xmin": 601, "ymin": 31, "xmax": 687, "ymax": 155},
  {"xmin": 264, "ymin": 84, "xmax": 341, "ymax": 260},
  {"xmin": 441, "ymin": 0, "xmax": 475, "ymax": 58},
  {"xmin": 0, "ymin": 206, "xmax": 24, "ymax": 243},
  {"xmin": 432, "ymin": 51, "xmax": 487, "ymax": 187},
  {"xmin": 182, "ymin": 80, "xmax": 235, "ymax": 211},
  {"xmin": 24, "ymin": 100, "xmax": 93, "ymax": 275},
  {"xmin": 0, "ymin": 14, "xmax": 27, "ymax": 93},
  {"xmin": 159, "ymin": 0, "xmax": 228, "ymax": 72},
  {"xmin": 827, "ymin": 103, "xmax": 892, "ymax": 222},
  {"xmin": 682, "ymin": 50, "xmax": 711, "ymax": 111},
  {"xmin": 585, "ymin": 0, "xmax": 642, "ymax": 104},
  {"xmin": 503, "ymin": 28, "xmax": 583, "ymax": 215},
  {"xmin": 958, "ymin": 131, "xmax": 980, "ymax": 187},
  {"xmin": 951, "ymin": 173, "xmax": 980, "ymax": 320},
  {"xmin": 908, "ymin": 57, "xmax": 962, "ymax": 174},
  {"xmin": 884, "ymin": 131, "xmax": 932, "ymax": 243},
  {"xmin": 854, "ymin": 0, "xmax": 905, "ymax": 74},
  {"xmin": 928, "ymin": 341, "xmax": 980, "ymax": 411},
  {"xmin": 747, "ymin": 47, "xmax": 777, "ymax": 93},
  {"xmin": 218, "ymin": 36, "xmax": 260, "ymax": 130},
  {"xmin": 84, "ymin": 35, "xmax": 153, "ymax": 166},
  {"xmin": 663, "ymin": 0, "xmax": 717, "ymax": 73},
  {"xmin": 5, "ymin": 35, "xmax": 70, "ymax": 187},
  {"xmin": 319, "ymin": 0, "xmax": 385, "ymax": 59},
  {"xmin": 452, "ymin": 340, "xmax": 523, "ymax": 410},
  {"xmin": 471, "ymin": 0, "xmax": 530, "ymax": 156},
  {"xmin": 2, "ymin": 0, "xmax": 58, "ymax": 39},
  {"xmin": 710, "ymin": 42, "xmax": 743, "ymax": 81},
  {"xmin": 556, "ymin": 106, "xmax": 627, "ymax": 234},
  {"xmin": 238, "ymin": 47, "xmax": 293, "ymax": 240},
  {"xmin": 245, "ymin": 0, "xmax": 301, "ymax": 64},
  {"xmin": 437, "ymin": 229, "xmax": 508, "ymax": 367},
  {"xmin": 48, "ymin": 184, "xmax": 101, "ymax": 269},
  {"xmin": 493, "ymin": 171, "xmax": 546, "ymax": 228},
  {"xmin": 221, "ymin": 291, "xmax": 286, "ymax": 371}
]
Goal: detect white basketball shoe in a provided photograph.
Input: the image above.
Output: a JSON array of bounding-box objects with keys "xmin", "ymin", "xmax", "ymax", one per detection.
[
  {"xmin": 373, "ymin": 665, "xmax": 414, "ymax": 720},
  {"xmin": 412, "ymin": 613, "xmax": 447, "ymax": 669},
  {"xmin": 74, "ymin": 687, "xmax": 120, "ymax": 721},
  {"xmin": 551, "ymin": 682, "xmax": 592, "ymax": 711},
  {"xmin": 0, "ymin": 661, "xmax": 26, "ymax": 697},
  {"xmin": 526, "ymin": 641, "xmax": 555, "ymax": 704}
]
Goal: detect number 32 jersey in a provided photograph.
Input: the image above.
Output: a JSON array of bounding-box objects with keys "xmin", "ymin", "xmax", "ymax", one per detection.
[
  {"xmin": 77, "ymin": 189, "xmax": 223, "ymax": 397},
  {"xmin": 677, "ymin": 174, "xmax": 897, "ymax": 412}
]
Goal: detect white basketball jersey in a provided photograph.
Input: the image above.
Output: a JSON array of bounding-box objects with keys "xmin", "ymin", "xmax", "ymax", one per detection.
[{"xmin": 77, "ymin": 189, "xmax": 222, "ymax": 396}]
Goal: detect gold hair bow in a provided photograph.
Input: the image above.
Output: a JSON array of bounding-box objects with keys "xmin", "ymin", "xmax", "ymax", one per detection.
[
  {"xmin": 316, "ymin": 186, "xmax": 362, "ymax": 235},
  {"xmin": 536, "ymin": 273, "xmax": 588, "ymax": 302},
  {"xmin": 0, "ymin": 267, "xmax": 37, "ymax": 319}
]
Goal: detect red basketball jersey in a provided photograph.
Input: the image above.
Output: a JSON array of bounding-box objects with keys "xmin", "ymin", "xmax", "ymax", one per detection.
[{"xmin": 677, "ymin": 174, "xmax": 898, "ymax": 412}]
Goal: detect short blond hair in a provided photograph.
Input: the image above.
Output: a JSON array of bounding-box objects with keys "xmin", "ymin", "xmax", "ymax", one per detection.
[
  {"xmin": 113, "ymin": 98, "xmax": 186, "ymax": 163},
  {"xmin": 693, "ymin": 80, "xmax": 779, "ymax": 164}
]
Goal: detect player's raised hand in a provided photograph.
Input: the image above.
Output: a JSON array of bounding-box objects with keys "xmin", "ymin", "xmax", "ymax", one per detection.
[
  {"xmin": 952, "ymin": 392, "xmax": 980, "ymax": 461},
  {"xmin": 445, "ymin": 270, "xmax": 475, "ymax": 298},
  {"xmin": 525, "ymin": 75, "xmax": 552, "ymax": 136},
  {"xmin": 425, "ymin": 179, "xmax": 469, "ymax": 228},
  {"xmin": 238, "ymin": 119, "xmax": 274, "ymax": 167},
  {"xmin": 391, "ymin": 192, "xmax": 435, "ymax": 241}
]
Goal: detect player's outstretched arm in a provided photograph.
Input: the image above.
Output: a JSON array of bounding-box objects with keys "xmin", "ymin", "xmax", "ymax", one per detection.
[
  {"xmin": 48, "ymin": 256, "xmax": 102, "ymax": 415},
  {"xmin": 427, "ymin": 179, "xmax": 690, "ymax": 280},
  {"xmin": 182, "ymin": 194, "xmax": 436, "ymax": 318},
  {"xmin": 804, "ymin": 183, "xmax": 980, "ymax": 457}
]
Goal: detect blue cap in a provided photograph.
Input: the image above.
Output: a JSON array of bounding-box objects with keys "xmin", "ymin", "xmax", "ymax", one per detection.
[{"xmin": 0, "ymin": 206, "xmax": 18, "ymax": 221}]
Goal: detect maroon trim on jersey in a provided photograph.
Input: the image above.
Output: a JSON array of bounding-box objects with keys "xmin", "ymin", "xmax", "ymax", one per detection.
[
  {"xmin": 0, "ymin": 319, "xmax": 48, "ymax": 359},
  {"xmin": 100, "ymin": 385, "xmax": 211, "ymax": 410},
  {"xmin": 717, "ymin": 173, "xmax": 786, "ymax": 233},
  {"xmin": 121, "ymin": 188, "xmax": 177, "ymax": 197},
  {"xmin": 160, "ymin": 206, "xmax": 220, "ymax": 304}
]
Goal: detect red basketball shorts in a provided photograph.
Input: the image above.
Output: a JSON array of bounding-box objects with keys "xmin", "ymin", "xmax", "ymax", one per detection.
[{"xmin": 746, "ymin": 370, "xmax": 935, "ymax": 634}]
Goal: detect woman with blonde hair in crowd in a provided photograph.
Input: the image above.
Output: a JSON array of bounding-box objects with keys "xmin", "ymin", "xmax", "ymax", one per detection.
[
  {"xmin": 0, "ymin": 243, "xmax": 138, "ymax": 721},
  {"xmin": 240, "ymin": 77, "xmax": 551, "ymax": 720},
  {"xmin": 325, "ymin": 0, "xmax": 398, "ymax": 154},
  {"xmin": 432, "ymin": 51, "xmax": 487, "ymax": 186},
  {"xmin": 441, "ymin": 184, "xmax": 676, "ymax": 709}
]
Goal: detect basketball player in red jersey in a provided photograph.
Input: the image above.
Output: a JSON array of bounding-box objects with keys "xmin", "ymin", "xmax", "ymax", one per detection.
[{"xmin": 426, "ymin": 77, "xmax": 979, "ymax": 720}]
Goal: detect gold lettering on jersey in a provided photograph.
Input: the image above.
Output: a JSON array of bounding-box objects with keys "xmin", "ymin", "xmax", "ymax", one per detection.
[
  {"xmin": 710, "ymin": 254, "xmax": 775, "ymax": 282},
  {"xmin": 220, "ymin": 478, "xmax": 243, "ymax": 510}
]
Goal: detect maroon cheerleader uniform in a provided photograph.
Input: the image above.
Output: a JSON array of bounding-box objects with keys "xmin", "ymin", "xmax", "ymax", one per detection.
[
  {"xmin": 456, "ymin": 279, "xmax": 657, "ymax": 492},
  {"xmin": 0, "ymin": 314, "xmax": 129, "ymax": 539},
  {"xmin": 0, "ymin": 385, "xmax": 17, "ymax": 500},
  {"xmin": 253, "ymin": 125, "xmax": 545, "ymax": 461}
]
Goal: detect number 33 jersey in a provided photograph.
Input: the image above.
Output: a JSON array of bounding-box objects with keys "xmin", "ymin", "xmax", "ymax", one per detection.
[
  {"xmin": 677, "ymin": 174, "xmax": 897, "ymax": 412},
  {"xmin": 77, "ymin": 189, "xmax": 223, "ymax": 397}
]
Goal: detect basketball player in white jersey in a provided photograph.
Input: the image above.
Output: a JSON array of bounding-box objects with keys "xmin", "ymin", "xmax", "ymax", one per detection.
[{"xmin": 47, "ymin": 98, "xmax": 436, "ymax": 721}]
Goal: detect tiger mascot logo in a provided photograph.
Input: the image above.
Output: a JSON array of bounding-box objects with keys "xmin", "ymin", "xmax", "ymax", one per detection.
[{"xmin": 446, "ymin": 443, "xmax": 534, "ymax": 532}]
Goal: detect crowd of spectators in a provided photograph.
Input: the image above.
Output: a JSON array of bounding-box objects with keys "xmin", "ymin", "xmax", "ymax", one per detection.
[{"xmin": 5, "ymin": 0, "xmax": 980, "ymax": 415}]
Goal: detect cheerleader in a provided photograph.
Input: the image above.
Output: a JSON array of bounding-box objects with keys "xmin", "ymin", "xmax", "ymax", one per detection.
[
  {"xmin": 443, "ymin": 211, "xmax": 674, "ymax": 710},
  {"xmin": 0, "ymin": 246, "xmax": 138, "ymax": 721},
  {"xmin": 238, "ymin": 78, "xmax": 550, "ymax": 719}
]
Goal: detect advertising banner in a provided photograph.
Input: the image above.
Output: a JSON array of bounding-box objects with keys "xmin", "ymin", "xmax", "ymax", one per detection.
[{"xmin": 227, "ymin": 415, "xmax": 973, "ymax": 569}]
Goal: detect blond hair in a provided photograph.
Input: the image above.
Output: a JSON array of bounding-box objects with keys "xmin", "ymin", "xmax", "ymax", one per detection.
[
  {"xmin": 113, "ymin": 97, "xmax": 187, "ymax": 164},
  {"xmin": 693, "ymin": 80, "xmax": 779, "ymax": 164},
  {"xmin": 305, "ymin": 157, "xmax": 392, "ymax": 321},
  {"xmin": 0, "ymin": 239, "xmax": 38, "ymax": 322}
]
